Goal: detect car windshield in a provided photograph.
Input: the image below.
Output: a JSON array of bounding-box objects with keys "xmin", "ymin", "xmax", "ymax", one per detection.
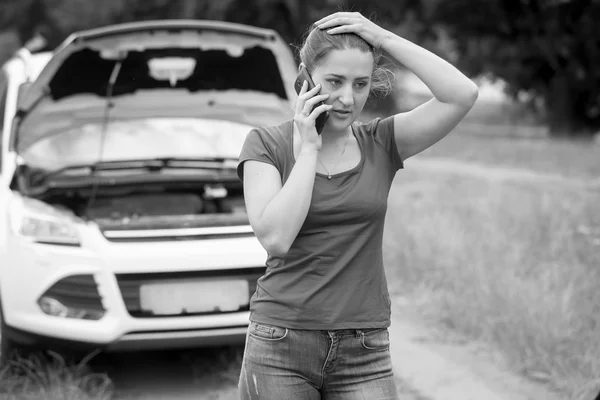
[{"xmin": 19, "ymin": 117, "xmax": 253, "ymax": 171}]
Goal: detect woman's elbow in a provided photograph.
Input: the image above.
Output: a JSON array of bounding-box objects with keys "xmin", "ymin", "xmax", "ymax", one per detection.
[
  {"xmin": 266, "ymin": 246, "xmax": 289, "ymax": 258},
  {"xmin": 256, "ymin": 232, "xmax": 291, "ymax": 257},
  {"xmin": 462, "ymin": 81, "xmax": 479, "ymax": 107}
]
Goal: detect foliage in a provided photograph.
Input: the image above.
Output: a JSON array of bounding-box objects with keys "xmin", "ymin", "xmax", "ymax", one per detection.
[
  {"xmin": 428, "ymin": 0, "xmax": 600, "ymax": 136},
  {"xmin": 1, "ymin": 0, "xmax": 599, "ymax": 136},
  {"xmin": 0, "ymin": 0, "xmax": 425, "ymax": 54}
]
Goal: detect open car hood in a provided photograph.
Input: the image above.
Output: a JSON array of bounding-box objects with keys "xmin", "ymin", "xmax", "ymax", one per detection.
[
  {"xmin": 14, "ymin": 20, "xmax": 298, "ymax": 153},
  {"xmin": 21, "ymin": 117, "xmax": 262, "ymax": 172}
]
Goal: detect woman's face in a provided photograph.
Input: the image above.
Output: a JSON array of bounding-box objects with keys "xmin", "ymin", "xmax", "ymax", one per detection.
[{"xmin": 311, "ymin": 48, "xmax": 374, "ymax": 132}]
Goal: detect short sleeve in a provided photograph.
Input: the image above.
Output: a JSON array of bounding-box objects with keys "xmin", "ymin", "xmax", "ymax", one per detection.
[
  {"xmin": 371, "ymin": 116, "xmax": 403, "ymax": 171},
  {"xmin": 236, "ymin": 128, "xmax": 278, "ymax": 181}
]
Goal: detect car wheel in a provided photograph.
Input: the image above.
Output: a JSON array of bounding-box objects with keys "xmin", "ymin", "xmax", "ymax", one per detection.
[{"xmin": 0, "ymin": 296, "xmax": 27, "ymax": 368}]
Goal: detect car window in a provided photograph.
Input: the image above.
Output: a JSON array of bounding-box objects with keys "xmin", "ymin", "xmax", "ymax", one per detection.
[{"xmin": 0, "ymin": 70, "xmax": 8, "ymax": 172}]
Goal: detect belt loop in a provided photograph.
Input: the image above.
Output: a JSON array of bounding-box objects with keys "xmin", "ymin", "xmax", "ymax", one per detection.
[{"xmin": 355, "ymin": 329, "xmax": 362, "ymax": 339}]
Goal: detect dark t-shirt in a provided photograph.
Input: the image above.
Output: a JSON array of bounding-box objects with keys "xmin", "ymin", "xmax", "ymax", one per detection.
[{"xmin": 237, "ymin": 117, "xmax": 403, "ymax": 330}]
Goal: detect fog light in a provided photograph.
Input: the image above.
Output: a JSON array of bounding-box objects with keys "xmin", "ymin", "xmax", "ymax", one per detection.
[
  {"xmin": 37, "ymin": 274, "xmax": 105, "ymax": 320},
  {"xmin": 38, "ymin": 296, "xmax": 105, "ymax": 320},
  {"xmin": 39, "ymin": 296, "xmax": 69, "ymax": 317}
]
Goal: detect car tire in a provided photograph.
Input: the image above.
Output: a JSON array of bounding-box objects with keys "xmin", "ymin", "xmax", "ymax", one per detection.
[{"xmin": 0, "ymin": 295, "xmax": 28, "ymax": 368}]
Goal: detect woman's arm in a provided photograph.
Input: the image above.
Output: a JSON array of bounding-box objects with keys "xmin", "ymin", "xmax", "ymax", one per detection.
[
  {"xmin": 380, "ymin": 34, "xmax": 479, "ymax": 160},
  {"xmin": 243, "ymin": 82, "xmax": 332, "ymax": 257},
  {"xmin": 243, "ymin": 146, "xmax": 318, "ymax": 257},
  {"xmin": 316, "ymin": 12, "xmax": 480, "ymax": 161}
]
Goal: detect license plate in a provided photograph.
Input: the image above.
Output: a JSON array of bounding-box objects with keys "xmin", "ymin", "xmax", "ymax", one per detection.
[{"xmin": 139, "ymin": 279, "xmax": 249, "ymax": 315}]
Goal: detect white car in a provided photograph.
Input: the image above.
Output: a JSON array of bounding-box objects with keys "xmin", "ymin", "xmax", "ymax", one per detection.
[{"xmin": 0, "ymin": 20, "xmax": 297, "ymax": 363}]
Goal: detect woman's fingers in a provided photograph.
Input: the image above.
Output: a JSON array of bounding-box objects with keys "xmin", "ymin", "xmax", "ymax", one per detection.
[
  {"xmin": 299, "ymin": 80, "xmax": 308, "ymax": 95},
  {"xmin": 299, "ymin": 82, "xmax": 322, "ymax": 100},
  {"xmin": 317, "ymin": 16, "xmax": 359, "ymax": 30},
  {"xmin": 310, "ymin": 103, "xmax": 333, "ymax": 118},
  {"xmin": 295, "ymin": 83, "xmax": 330, "ymax": 120},
  {"xmin": 303, "ymin": 93, "xmax": 329, "ymax": 110},
  {"xmin": 314, "ymin": 11, "xmax": 357, "ymax": 26},
  {"xmin": 296, "ymin": 81, "xmax": 319, "ymax": 113},
  {"xmin": 313, "ymin": 14, "xmax": 337, "ymax": 26},
  {"xmin": 300, "ymin": 94, "xmax": 330, "ymax": 120},
  {"xmin": 325, "ymin": 24, "xmax": 362, "ymax": 35},
  {"xmin": 298, "ymin": 84, "xmax": 323, "ymax": 107}
]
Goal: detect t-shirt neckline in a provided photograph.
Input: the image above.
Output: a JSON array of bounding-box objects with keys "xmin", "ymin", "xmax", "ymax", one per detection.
[{"xmin": 288, "ymin": 120, "xmax": 365, "ymax": 179}]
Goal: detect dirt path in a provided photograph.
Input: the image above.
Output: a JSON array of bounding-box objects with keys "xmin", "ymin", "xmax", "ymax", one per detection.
[
  {"xmin": 388, "ymin": 297, "xmax": 566, "ymax": 400},
  {"xmin": 384, "ymin": 156, "xmax": 593, "ymax": 399},
  {"xmin": 88, "ymin": 303, "xmax": 564, "ymax": 400}
]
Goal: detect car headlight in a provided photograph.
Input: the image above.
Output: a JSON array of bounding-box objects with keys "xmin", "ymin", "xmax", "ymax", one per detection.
[{"xmin": 9, "ymin": 195, "xmax": 81, "ymax": 246}]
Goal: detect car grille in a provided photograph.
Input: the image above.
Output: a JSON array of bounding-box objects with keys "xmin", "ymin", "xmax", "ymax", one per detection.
[
  {"xmin": 115, "ymin": 267, "xmax": 264, "ymax": 318},
  {"xmin": 102, "ymin": 225, "xmax": 255, "ymax": 242},
  {"xmin": 97, "ymin": 210, "xmax": 253, "ymax": 243}
]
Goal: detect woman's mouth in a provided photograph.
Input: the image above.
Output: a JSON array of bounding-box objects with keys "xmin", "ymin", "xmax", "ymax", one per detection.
[{"xmin": 332, "ymin": 109, "xmax": 352, "ymax": 118}]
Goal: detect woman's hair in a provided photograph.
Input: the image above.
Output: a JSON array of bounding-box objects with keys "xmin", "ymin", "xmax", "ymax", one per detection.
[{"xmin": 297, "ymin": 24, "xmax": 395, "ymax": 99}]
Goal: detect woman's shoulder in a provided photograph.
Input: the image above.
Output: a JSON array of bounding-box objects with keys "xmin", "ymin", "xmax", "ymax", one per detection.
[
  {"xmin": 252, "ymin": 119, "xmax": 294, "ymax": 143},
  {"xmin": 238, "ymin": 119, "xmax": 294, "ymax": 180},
  {"xmin": 352, "ymin": 116, "xmax": 393, "ymax": 135}
]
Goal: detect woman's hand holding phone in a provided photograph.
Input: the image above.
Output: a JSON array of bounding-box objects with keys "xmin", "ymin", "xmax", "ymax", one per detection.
[{"xmin": 294, "ymin": 81, "xmax": 332, "ymax": 150}]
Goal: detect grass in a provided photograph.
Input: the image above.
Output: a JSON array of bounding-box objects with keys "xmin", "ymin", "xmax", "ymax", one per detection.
[
  {"xmin": 2, "ymin": 94, "xmax": 598, "ymax": 398},
  {"xmin": 383, "ymin": 153, "xmax": 600, "ymax": 398},
  {"xmin": 0, "ymin": 345, "xmax": 429, "ymax": 400},
  {"xmin": 0, "ymin": 351, "xmax": 114, "ymax": 400},
  {"xmin": 374, "ymin": 93, "xmax": 600, "ymax": 398},
  {"xmin": 0, "ymin": 345, "xmax": 246, "ymax": 400},
  {"xmin": 419, "ymin": 125, "xmax": 600, "ymax": 181}
]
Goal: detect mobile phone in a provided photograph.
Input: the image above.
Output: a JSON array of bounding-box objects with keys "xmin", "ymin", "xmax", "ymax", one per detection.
[{"xmin": 294, "ymin": 65, "xmax": 329, "ymax": 134}]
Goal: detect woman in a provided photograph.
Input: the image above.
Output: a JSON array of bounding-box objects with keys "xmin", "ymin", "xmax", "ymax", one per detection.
[{"xmin": 237, "ymin": 11, "xmax": 479, "ymax": 400}]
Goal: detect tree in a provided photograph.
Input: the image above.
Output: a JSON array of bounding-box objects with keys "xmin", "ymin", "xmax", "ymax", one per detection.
[
  {"xmin": 0, "ymin": 0, "xmax": 426, "ymax": 57},
  {"xmin": 428, "ymin": 0, "xmax": 600, "ymax": 138},
  {"xmin": 0, "ymin": 0, "xmax": 129, "ymax": 50}
]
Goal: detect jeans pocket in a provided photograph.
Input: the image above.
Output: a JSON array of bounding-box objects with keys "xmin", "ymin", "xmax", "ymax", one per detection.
[
  {"xmin": 360, "ymin": 328, "xmax": 390, "ymax": 351},
  {"xmin": 248, "ymin": 322, "xmax": 288, "ymax": 341}
]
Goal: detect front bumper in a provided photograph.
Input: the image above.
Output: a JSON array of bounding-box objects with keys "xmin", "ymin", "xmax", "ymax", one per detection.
[
  {"xmin": 4, "ymin": 321, "xmax": 249, "ymax": 352},
  {"xmin": 0, "ymin": 227, "xmax": 265, "ymax": 351}
]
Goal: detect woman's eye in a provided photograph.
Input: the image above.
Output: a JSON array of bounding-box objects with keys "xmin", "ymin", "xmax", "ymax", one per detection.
[
  {"xmin": 328, "ymin": 79, "xmax": 342, "ymax": 87},
  {"xmin": 355, "ymin": 82, "xmax": 368, "ymax": 89}
]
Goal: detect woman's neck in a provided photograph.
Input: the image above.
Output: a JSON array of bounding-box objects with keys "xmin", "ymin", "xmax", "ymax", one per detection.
[{"xmin": 320, "ymin": 126, "xmax": 352, "ymax": 148}]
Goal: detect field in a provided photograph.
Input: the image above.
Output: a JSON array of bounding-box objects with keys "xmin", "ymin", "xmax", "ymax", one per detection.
[
  {"xmin": 382, "ymin": 127, "xmax": 600, "ymax": 399},
  {"xmin": 0, "ymin": 346, "xmax": 429, "ymax": 399},
  {"xmin": 420, "ymin": 123, "xmax": 600, "ymax": 182},
  {"xmin": 1, "ymin": 90, "xmax": 599, "ymax": 399}
]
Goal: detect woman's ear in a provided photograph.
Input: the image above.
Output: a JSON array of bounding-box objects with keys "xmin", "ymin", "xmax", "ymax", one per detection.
[{"xmin": 298, "ymin": 62, "xmax": 306, "ymax": 72}]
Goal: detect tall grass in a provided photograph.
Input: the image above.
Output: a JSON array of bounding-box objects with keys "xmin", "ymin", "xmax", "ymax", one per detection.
[
  {"xmin": 0, "ymin": 351, "xmax": 113, "ymax": 400},
  {"xmin": 384, "ymin": 168, "xmax": 600, "ymax": 398},
  {"xmin": 418, "ymin": 131, "xmax": 600, "ymax": 181}
]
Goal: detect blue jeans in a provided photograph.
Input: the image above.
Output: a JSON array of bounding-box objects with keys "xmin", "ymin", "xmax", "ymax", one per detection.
[{"xmin": 238, "ymin": 321, "xmax": 399, "ymax": 399}]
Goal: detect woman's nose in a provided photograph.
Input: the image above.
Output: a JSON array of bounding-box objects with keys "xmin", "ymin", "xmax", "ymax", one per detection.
[{"xmin": 338, "ymin": 85, "xmax": 354, "ymax": 106}]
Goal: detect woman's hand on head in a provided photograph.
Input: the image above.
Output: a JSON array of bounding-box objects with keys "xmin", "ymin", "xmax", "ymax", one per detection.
[
  {"xmin": 294, "ymin": 80, "xmax": 332, "ymax": 150},
  {"xmin": 314, "ymin": 12, "xmax": 391, "ymax": 50}
]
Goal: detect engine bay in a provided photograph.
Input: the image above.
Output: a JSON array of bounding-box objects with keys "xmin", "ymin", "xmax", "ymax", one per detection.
[{"xmin": 40, "ymin": 182, "xmax": 247, "ymax": 228}]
